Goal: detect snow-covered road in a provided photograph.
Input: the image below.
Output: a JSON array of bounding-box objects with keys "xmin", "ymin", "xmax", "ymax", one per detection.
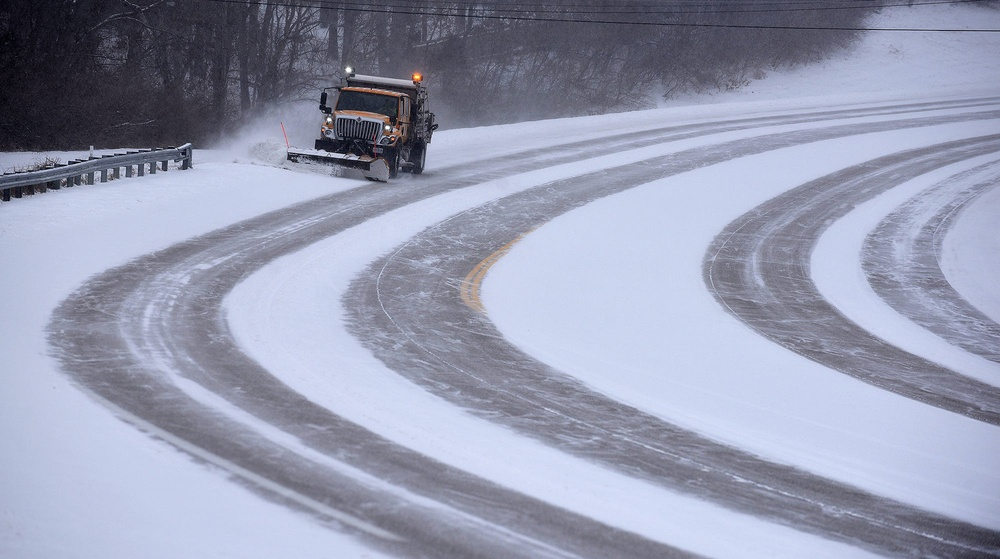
[
  {"xmin": 10, "ymin": 97, "xmax": 995, "ymax": 559},
  {"xmin": 4, "ymin": 4, "xmax": 1000, "ymax": 558}
]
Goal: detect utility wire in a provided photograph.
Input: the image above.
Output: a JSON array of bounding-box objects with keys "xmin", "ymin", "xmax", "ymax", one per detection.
[
  {"xmin": 317, "ymin": 0, "xmax": 990, "ymax": 17},
  {"xmin": 195, "ymin": 0, "xmax": 1000, "ymax": 32},
  {"xmin": 329, "ymin": 0, "xmax": 985, "ymax": 9}
]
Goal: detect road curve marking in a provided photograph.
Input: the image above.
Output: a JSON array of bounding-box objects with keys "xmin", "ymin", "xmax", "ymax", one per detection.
[{"xmin": 460, "ymin": 231, "xmax": 534, "ymax": 313}]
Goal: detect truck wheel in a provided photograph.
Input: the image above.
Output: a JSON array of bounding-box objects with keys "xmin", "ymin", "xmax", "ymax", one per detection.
[
  {"xmin": 388, "ymin": 148, "xmax": 400, "ymax": 179},
  {"xmin": 411, "ymin": 143, "xmax": 426, "ymax": 175}
]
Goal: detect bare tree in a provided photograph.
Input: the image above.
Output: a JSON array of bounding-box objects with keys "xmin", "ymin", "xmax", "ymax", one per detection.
[{"xmin": 0, "ymin": 0, "xmax": 881, "ymax": 149}]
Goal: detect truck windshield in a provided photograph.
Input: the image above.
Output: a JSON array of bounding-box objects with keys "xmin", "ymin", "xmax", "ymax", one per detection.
[{"xmin": 335, "ymin": 90, "xmax": 398, "ymax": 121}]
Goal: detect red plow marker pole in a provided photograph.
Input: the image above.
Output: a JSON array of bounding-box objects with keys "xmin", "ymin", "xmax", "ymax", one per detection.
[{"xmin": 280, "ymin": 122, "xmax": 290, "ymax": 149}]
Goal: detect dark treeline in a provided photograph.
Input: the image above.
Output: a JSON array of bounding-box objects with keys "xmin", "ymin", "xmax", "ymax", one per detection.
[{"xmin": 0, "ymin": 0, "xmax": 882, "ymax": 150}]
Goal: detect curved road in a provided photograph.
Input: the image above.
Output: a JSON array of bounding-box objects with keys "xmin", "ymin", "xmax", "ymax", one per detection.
[{"xmin": 49, "ymin": 98, "xmax": 1000, "ymax": 557}]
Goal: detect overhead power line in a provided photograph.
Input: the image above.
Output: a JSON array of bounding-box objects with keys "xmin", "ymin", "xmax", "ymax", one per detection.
[
  {"xmin": 196, "ymin": 0, "xmax": 1000, "ymax": 33},
  {"xmin": 321, "ymin": 0, "xmax": 990, "ymax": 17}
]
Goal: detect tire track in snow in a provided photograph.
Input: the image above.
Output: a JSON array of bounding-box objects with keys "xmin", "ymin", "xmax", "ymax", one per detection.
[
  {"xmin": 48, "ymin": 99, "xmax": 1000, "ymax": 558},
  {"xmin": 51, "ymin": 104, "xmax": 860, "ymax": 559},
  {"xmin": 862, "ymin": 159, "xmax": 1000, "ymax": 366},
  {"xmin": 50, "ymin": 144, "xmax": 705, "ymax": 559},
  {"xmin": 704, "ymin": 136, "xmax": 1000, "ymax": 425},
  {"xmin": 347, "ymin": 111, "xmax": 1000, "ymax": 557}
]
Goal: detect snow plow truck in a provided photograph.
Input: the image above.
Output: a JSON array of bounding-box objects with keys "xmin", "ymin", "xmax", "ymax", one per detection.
[{"xmin": 287, "ymin": 67, "xmax": 438, "ymax": 181}]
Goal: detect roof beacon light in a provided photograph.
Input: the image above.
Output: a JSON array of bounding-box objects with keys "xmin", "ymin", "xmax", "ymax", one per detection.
[
  {"xmin": 412, "ymin": 72, "xmax": 423, "ymax": 84},
  {"xmin": 345, "ymin": 65, "xmax": 355, "ymax": 77}
]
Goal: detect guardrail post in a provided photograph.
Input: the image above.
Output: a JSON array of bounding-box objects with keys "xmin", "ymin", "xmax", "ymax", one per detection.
[
  {"xmin": 173, "ymin": 144, "xmax": 192, "ymax": 170},
  {"xmin": 49, "ymin": 165, "xmax": 63, "ymax": 189},
  {"xmin": 67, "ymin": 161, "xmax": 81, "ymax": 186},
  {"xmin": 100, "ymin": 156, "xmax": 111, "ymax": 183}
]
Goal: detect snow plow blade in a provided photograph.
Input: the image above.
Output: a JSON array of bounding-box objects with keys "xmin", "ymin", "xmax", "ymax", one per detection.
[{"xmin": 286, "ymin": 148, "xmax": 390, "ymax": 182}]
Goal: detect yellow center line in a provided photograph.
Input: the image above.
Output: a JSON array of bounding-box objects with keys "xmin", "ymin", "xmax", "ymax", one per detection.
[{"xmin": 460, "ymin": 231, "xmax": 534, "ymax": 313}]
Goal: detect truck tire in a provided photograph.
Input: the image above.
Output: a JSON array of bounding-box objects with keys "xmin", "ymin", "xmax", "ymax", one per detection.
[
  {"xmin": 388, "ymin": 148, "xmax": 400, "ymax": 179},
  {"xmin": 410, "ymin": 143, "xmax": 426, "ymax": 175}
]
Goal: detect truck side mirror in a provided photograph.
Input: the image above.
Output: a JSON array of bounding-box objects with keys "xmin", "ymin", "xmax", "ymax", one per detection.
[{"xmin": 319, "ymin": 91, "xmax": 330, "ymax": 113}]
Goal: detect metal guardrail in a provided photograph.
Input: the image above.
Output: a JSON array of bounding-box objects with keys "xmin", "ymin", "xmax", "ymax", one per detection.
[{"xmin": 0, "ymin": 143, "xmax": 193, "ymax": 202}]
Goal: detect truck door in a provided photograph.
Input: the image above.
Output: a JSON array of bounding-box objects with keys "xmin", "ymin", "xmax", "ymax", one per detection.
[{"xmin": 400, "ymin": 96, "xmax": 411, "ymax": 142}]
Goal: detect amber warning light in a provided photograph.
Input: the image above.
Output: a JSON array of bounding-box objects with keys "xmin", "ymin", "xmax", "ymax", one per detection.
[{"xmin": 412, "ymin": 73, "xmax": 423, "ymax": 84}]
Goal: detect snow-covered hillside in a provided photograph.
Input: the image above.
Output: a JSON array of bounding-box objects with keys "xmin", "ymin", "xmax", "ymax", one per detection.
[{"xmin": 2, "ymin": 3, "xmax": 999, "ymax": 558}]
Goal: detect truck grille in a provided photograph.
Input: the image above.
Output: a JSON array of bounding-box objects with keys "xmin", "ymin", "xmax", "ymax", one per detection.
[{"xmin": 335, "ymin": 116, "xmax": 382, "ymax": 141}]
